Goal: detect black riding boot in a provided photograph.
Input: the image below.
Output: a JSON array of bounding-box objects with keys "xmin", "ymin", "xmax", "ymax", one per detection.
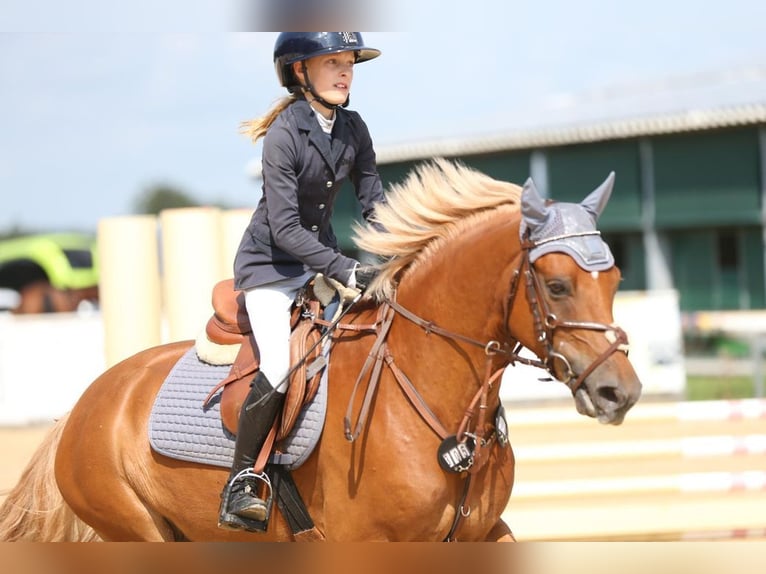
[{"xmin": 218, "ymin": 371, "xmax": 285, "ymax": 529}]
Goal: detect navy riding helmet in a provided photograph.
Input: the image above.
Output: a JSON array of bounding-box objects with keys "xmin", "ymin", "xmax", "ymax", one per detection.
[{"xmin": 273, "ymin": 32, "xmax": 381, "ymax": 93}]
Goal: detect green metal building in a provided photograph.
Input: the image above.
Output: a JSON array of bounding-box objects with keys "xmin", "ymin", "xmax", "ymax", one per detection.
[{"xmin": 331, "ymin": 103, "xmax": 766, "ymax": 313}]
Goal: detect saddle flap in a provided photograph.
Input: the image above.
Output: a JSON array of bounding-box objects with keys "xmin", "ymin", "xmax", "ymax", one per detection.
[
  {"xmin": 217, "ymin": 335, "xmax": 260, "ymax": 433},
  {"xmin": 280, "ymin": 319, "xmax": 322, "ymax": 438}
]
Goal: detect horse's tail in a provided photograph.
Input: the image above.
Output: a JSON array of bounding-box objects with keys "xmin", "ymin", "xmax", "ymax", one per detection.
[{"xmin": 0, "ymin": 413, "xmax": 101, "ymax": 541}]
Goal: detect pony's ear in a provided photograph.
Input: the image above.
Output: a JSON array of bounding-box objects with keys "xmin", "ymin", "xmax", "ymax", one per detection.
[
  {"xmin": 521, "ymin": 177, "xmax": 549, "ymax": 227},
  {"xmin": 581, "ymin": 171, "xmax": 615, "ymax": 220}
]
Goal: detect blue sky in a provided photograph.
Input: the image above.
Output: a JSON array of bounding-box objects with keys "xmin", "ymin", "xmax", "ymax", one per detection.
[{"xmin": 1, "ymin": 0, "xmax": 765, "ymax": 231}]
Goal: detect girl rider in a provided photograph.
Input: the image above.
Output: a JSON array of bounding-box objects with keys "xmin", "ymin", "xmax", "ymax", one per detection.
[{"xmin": 219, "ymin": 32, "xmax": 385, "ymax": 531}]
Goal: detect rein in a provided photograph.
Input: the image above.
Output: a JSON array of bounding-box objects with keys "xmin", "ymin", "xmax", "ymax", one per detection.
[
  {"xmin": 341, "ymin": 298, "xmax": 506, "ymax": 445},
  {"xmin": 338, "ymin": 298, "xmax": 506, "ymax": 542}
]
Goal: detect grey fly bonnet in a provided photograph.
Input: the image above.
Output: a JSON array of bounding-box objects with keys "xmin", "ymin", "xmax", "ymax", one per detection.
[{"xmin": 519, "ymin": 172, "xmax": 616, "ymax": 271}]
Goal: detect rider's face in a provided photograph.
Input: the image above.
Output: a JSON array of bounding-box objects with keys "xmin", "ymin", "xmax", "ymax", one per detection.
[{"xmin": 295, "ymin": 52, "xmax": 355, "ymax": 109}]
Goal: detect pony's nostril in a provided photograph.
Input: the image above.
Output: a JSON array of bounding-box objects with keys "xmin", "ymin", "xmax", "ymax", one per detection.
[{"xmin": 597, "ymin": 385, "xmax": 622, "ymax": 406}]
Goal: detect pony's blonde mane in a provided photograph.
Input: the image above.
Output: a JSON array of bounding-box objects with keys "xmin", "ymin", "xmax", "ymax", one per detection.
[{"xmin": 353, "ymin": 158, "xmax": 521, "ymax": 300}]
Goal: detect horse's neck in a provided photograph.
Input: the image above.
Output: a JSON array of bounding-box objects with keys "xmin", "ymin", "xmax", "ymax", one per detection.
[
  {"xmin": 383, "ymin": 214, "xmax": 521, "ymax": 413},
  {"xmin": 397, "ymin": 214, "xmax": 521, "ymax": 345}
]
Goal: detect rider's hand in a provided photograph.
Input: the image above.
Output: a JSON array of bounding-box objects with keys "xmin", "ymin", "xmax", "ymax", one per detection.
[
  {"xmin": 344, "ymin": 262, "xmax": 361, "ymax": 290},
  {"xmin": 354, "ymin": 266, "xmax": 379, "ymax": 291}
]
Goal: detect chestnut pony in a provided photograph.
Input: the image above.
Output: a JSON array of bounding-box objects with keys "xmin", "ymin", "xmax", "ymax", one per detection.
[{"xmin": 0, "ymin": 160, "xmax": 641, "ymax": 541}]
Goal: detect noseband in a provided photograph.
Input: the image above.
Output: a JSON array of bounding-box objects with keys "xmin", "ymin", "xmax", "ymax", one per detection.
[{"xmin": 506, "ymin": 234, "xmax": 629, "ymax": 393}]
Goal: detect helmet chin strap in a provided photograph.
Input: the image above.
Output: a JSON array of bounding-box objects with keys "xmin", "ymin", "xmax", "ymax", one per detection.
[{"xmin": 299, "ymin": 61, "xmax": 350, "ymax": 110}]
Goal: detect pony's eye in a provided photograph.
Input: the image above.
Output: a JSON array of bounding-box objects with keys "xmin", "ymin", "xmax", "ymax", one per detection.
[{"xmin": 546, "ymin": 280, "xmax": 570, "ymax": 297}]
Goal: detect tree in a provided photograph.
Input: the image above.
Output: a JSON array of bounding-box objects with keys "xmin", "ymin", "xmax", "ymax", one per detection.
[{"xmin": 133, "ymin": 184, "xmax": 199, "ymax": 215}]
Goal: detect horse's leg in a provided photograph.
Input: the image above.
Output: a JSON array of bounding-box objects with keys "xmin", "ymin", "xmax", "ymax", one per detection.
[
  {"xmin": 77, "ymin": 493, "xmax": 172, "ymax": 541},
  {"xmin": 55, "ymin": 345, "xmax": 192, "ymax": 541},
  {"xmin": 56, "ymin": 466, "xmax": 174, "ymax": 541},
  {"xmin": 56, "ymin": 419, "xmax": 175, "ymax": 541},
  {"xmin": 484, "ymin": 518, "xmax": 516, "ymax": 542}
]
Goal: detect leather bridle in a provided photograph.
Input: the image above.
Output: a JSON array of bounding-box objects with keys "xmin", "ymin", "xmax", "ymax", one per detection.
[
  {"xmin": 339, "ymin": 231, "xmax": 631, "ymax": 444},
  {"xmin": 508, "ymin": 234, "xmax": 630, "ymax": 394}
]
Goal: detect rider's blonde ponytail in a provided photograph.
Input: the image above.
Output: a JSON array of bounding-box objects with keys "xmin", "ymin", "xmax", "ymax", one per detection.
[{"xmin": 239, "ymin": 95, "xmax": 298, "ymax": 143}]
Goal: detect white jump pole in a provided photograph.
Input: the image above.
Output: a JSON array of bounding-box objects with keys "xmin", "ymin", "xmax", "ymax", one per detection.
[
  {"xmin": 159, "ymin": 207, "xmax": 228, "ymax": 343},
  {"xmin": 97, "ymin": 215, "xmax": 162, "ymax": 368}
]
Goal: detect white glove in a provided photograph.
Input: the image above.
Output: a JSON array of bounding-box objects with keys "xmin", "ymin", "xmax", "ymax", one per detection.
[{"xmin": 345, "ymin": 264, "xmax": 359, "ymax": 290}]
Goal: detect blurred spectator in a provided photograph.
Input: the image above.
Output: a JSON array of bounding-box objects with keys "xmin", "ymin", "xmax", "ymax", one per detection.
[{"xmin": 0, "ymin": 233, "xmax": 99, "ymax": 314}]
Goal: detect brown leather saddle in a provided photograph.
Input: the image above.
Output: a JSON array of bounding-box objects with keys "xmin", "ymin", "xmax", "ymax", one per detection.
[{"xmin": 201, "ymin": 278, "xmax": 326, "ymax": 443}]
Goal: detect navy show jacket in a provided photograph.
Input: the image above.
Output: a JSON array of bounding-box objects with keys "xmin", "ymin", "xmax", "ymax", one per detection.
[{"xmin": 234, "ymin": 99, "xmax": 385, "ymax": 291}]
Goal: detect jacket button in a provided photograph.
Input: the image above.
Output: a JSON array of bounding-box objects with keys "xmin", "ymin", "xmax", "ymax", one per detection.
[
  {"xmin": 326, "ymin": 181, "xmax": 333, "ymax": 188},
  {"xmin": 311, "ymin": 225, "xmax": 319, "ymax": 232},
  {"xmin": 318, "ymin": 203, "xmax": 326, "ymax": 210}
]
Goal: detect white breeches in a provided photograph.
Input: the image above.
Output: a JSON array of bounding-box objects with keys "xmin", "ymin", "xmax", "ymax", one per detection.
[{"xmin": 243, "ymin": 272, "xmax": 313, "ymax": 393}]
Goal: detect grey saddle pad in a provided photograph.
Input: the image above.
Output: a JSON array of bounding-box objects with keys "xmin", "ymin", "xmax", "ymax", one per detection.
[{"xmin": 148, "ymin": 346, "xmax": 328, "ymax": 470}]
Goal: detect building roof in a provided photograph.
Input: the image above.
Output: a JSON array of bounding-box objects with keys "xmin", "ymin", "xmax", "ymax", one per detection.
[
  {"xmin": 374, "ymin": 102, "xmax": 766, "ymax": 165},
  {"xmin": 375, "ymin": 63, "xmax": 766, "ymax": 164}
]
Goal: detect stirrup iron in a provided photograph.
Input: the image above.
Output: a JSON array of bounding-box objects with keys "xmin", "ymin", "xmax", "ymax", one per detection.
[{"xmin": 218, "ymin": 469, "xmax": 274, "ymax": 532}]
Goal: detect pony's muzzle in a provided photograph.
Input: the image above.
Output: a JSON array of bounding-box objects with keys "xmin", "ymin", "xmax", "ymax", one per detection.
[{"xmin": 588, "ymin": 378, "xmax": 637, "ymax": 425}]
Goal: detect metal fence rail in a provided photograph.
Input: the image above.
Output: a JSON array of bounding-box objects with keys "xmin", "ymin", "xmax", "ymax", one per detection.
[{"xmin": 502, "ymin": 398, "xmax": 766, "ymax": 540}]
